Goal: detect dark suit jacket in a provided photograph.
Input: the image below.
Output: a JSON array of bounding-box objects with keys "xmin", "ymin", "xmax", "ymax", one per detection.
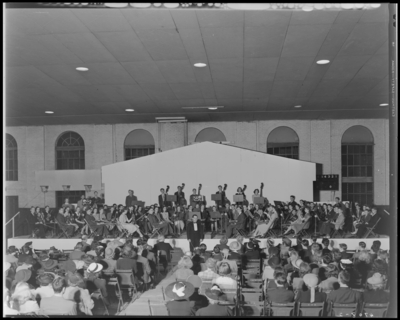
[
  {"xmin": 125, "ymin": 195, "xmax": 137, "ymax": 207},
  {"xmin": 56, "ymin": 213, "xmax": 68, "ymax": 226},
  {"xmin": 266, "ymin": 287, "xmax": 295, "ymax": 303},
  {"xmin": 166, "ymin": 300, "xmax": 195, "ymax": 316},
  {"xmin": 236, "ymin": 212, "xmax": 247, "ymax": 230},
  {"xmin": 187, "ymin": 221, "xmax": 204, "ymax": 241},
  {"xmin": 341, "ymin": 252, "xmax": 354, "ymax": 260},
  {"xmin": 174, "ymin": 191, "xmax": 186, "ymax": 205},
  {"xmin": 327, "ymin": 287, "xmax": 363, "ymax": 305},
  {"xmin": 363, "ymin": 289, "xmax": 390, "ymax": 303},
  {"xmin": 154, "ymin": 242, "xmax": 173, "ymax": 261},
  {"xmin": 158, "ymin": 194, "xmax": 170, "ymax": 208},
  {"xmin": 147, "ymin": 213, "xmax": 161, "ymax": 227}
]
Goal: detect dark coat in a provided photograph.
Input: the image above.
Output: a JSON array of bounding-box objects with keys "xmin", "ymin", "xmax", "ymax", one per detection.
[{"xmin": 187, "ymin": 221, "xmax": 204, "ymax": 249}]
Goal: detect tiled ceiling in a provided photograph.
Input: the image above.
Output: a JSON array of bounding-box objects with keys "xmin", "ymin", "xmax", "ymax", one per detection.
[{"xmin": 5, "ymin": 6, "xmax": 390, "ymax": 126}]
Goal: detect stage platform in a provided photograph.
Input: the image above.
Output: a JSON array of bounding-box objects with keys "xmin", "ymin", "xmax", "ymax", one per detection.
[{"xmin": 7, "ymin": 234, "xmax": 389, "ymax": 252}]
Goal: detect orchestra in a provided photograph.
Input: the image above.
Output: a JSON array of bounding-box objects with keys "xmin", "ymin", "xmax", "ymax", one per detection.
[{"xmin": 23, "ymin": 185, "xmax": 381, "ymax": 241}]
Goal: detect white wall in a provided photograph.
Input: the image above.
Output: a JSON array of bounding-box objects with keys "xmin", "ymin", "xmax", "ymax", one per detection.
[{"xmin": 102, "ymin": 142, "xmax": 316, "ymax": 206}]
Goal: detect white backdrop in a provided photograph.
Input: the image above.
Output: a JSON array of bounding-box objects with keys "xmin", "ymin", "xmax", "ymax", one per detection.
[{"xmin": 102, "ymin": 142, "xmax": 316, "ymax": 206}]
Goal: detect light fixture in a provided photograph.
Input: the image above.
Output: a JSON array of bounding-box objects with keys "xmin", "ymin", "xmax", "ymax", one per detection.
[
  {"xmin": 208, "ymin": 107, "xmax": 218, "ymax": 110},
  {"xmin": 294, "ymin": 105, "xmax": 302, "ymax": 108},
  {"xmin": 84, "ymin": 185, "xmax": 92, "ymax": 192},
  {"xmin": 156, "ymin": 117, "xmax": 187, "ymax": 123},
  {"xmin": 370, "ymin": 4, "xmax": 381, "ymax": 8},
  {"xmin": 76, "ymin": 67, "xmax": 89, "ymax": 71},
  {"xmin": 181, "ymin": 106, "xmax": 224, "ymax": 110},
  {"xmin": 62, "ymin": 185, "xmax": 71, "ymax": 191},
  {"xmin": 302, "ymin": 5, "xmax": 314, "ymax": 11},
  {"xmin": 45, "ymin": 111, "xmax": 54, "ymax": 114},
  {"xmin": 40, "ymin": 186, "xmax": 49, "ymax": 193},
  {"xmin": 194, "ymin": 63, "xmax": 207, "ymax": 68},
  {"xmin": 379, "ymin": 103, "xmax": 389, "ymax": 106},
  {"xmin": 125, "ymin": 109, "xmax": 135, "ymax": 112},
  {"xmin": 316, "ymin": 60, "xmax": 330, "ymax": 65}
]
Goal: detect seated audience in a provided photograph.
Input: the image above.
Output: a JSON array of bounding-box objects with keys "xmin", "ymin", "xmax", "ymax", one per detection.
[
  {"xmin": 10, "ymin": 282, "xmax": 40, "ymax": 315},
  {"xmin": 186, "ymin": 275, "xmax": 209, "ymax": 311},
  {"xmin": 266, "ymin": 272, "xmax": 295, "ymax": 303},
  {"xmin": 364, "ymin": 273, "xmax": 390, "ymax": 303},
  {"xmin": 64, "ymin": 271, "xmax": 94, "ymax": 315},
  {"xmin": 196, "ymin": 285, "xmax": 233, "ymax": 316},
  {"xmin": 198, "ymin": 258, "xmax": 218, "ymax": 281},
  {"xmin": 326, "ymin": 270, "xmax": 363, "ymax": 306},
  {"xmin": 32, "ymin": 273, "xmax": 55, "ymax": 299},
  {"xmin": 85, "ymin": 263, "xmax": 110, "ymax": 306},
  {"xmin": 40, "ymin": 277, "xmax": 77, "ymax": 315},
  {"xmin": 165, "ymin": 281, "xmax": 195, "ymax": 316},
  {"xmin": 174, "ymin": 256, "xmax": 194, "ymax": 281},
  {"xmin": 295, "ymin": 273, "xmax": 327, "ymax": 303},
  {"xmin": 212, "ymin": 261, "xmax": 237, "ymax": 291}
]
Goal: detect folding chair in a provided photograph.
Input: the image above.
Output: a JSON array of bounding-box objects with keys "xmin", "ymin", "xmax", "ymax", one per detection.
[
  {"xmin": 242, "ymin": 269, "xmax": 261, "ymax": 281},
  {"xmin": 265, "ymin": 218, "xmax": 280, "ymax": 238},
  {"xmin": 243, "ymin": 278, "xmax": 263, "ymax": 289},
  {"xmin": 331, "ymin": 226, "xmax": 345, "ymax": 239},
  {"xmin": 361, "ymin": 302, "xmax": 389, "ymax": 318},
  {"xmin": 106, "ymin": 277, "xmax": 124, "ymax": 312},
  {"xmin": 297, "ymin": 302, "xmax": 325, "ymax": 317},
  {"xmin": 149, "ymin": 223, "xmax": 162, "ymax": 239},
  {"xmin": 84, "ymin": 219, "xmax": 99, "ymax": 238},
  {"xmin": 363, "ymin": 218, "xmax": 381, "ymax": 238},
  {"xmin": 148, "ymin": 300, "xmax": 168, "ymax": 316},
  {"xmin": 55, "ymin": 216, "xmax": 71, "ymax": 239},
  {"xmin": 330, "ymin": 302, "xmax": 358, "ymax": 318},
  {"xmin": 91, "ymin": 289, "xmax": 109, "ymax": 315},
  {"xmin": 240, "ymin": 288, "xmax": 263, "ymax": 303},
  {"xmin": 267, "ymin": 302, "xmax": 296, "ymax": 316},
  {"xmin": 239, "ymin": 301, "xmax": 266, "ymax": 316},
  {"xmin": 223, "ymin": 289, "xmax": 238, "ymax": 302},
  {"xmin": 297, "ymin": 219, "xmax": 312, "ymax": 238},
  {"xmin": 116, "ymin": 269, "xmax": 137, "ymax": 300}
]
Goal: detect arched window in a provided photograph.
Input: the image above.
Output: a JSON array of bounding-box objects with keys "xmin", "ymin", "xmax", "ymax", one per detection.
[
  {"xmin": 6, "ymin": 133, "xmax": 18, "ymax": 181},
  {"xmin": 341, "ymin": 126, "xmax": 374, "ymax": 205},
  {"xmin": 56, "ymin": 131, "xmax": 85, "ymax": 170},
  {"xmin": 124, "ymin": 129, "xmax": 155, "ymax": 160},
  {"xmin": 195, "ymin": 128, "xmax": 226, "ymax": 142},
  {"xmin": 267, "ymin": 126, "xmax": 299, "ymax": 159}
]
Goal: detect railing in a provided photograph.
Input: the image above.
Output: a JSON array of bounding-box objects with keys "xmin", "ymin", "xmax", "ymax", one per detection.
[{"xmin": 6, "ymin": 211, "xmax": 20, "ymax": 238}]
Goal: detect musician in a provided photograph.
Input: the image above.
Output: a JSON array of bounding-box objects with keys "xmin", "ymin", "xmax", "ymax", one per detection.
[
  {"xmin": 264, "ymin": 205, "xmax": 278, "ymax": 233},
  {"xmin": 186, "ymin": 205, "xmax": 197, "ymax": 221},
  {"xmin": 320, "ymin": 206, "xmax": 345, "ymax": 238},
  {"xmin": 187, "ymin": 215, "xmax": 204, "ymax": 252},
  {"xmin": 56, "ymin": 208, "xmax": 75, "ymax": 237},
  {"xmin": 342, "ymin": 202, "xmax": 353, "ymax": 233},
  {"xmin": 161, "ymin": 206, "xmax": 173, "ymax": 224},
  {"xmin": 193, "ymin": 203, "xmax": 201, "ymax": 213},
  {"xmin": 43, "ymin": 206, "xmax": 54, "ymax": 223},
  {"xmin": 216, "ymin": 185, "xmax": 226, "ymax": 208},
  {"xmin": 127, "ymin": 205, "xmax": 135, "ymax": 221},
  {"xmin": 226, "ymin": 207, "xmax": 246, "ymax": 238},
  {"xmin": 65, "ymin": 208, "xmax": 79, "ymax": 231},
  {"xmin": 334, "ymin": 197, "xmax": 346, "ymax": 212},
  {"xmin": 75, "ymin": 210, "xmax": 87, "ymax": 235},
  {"xmin": 209, "ymin": 206, "xmax": 222, "ymax": 233},
  {"xmin": 354, "ymin": 207, "xmax": 380, "ymax": 238},
  {"xmin": 85, "ymin": 208, "xmax": 109, "ymax": 238},
  {"xmin": 283, "ymin": 206, "xmax": 311, "ymax": 237},
  {"xmin": 147, "ymin": 208, "xmax": 173, "ymax": 236},
  {"xmin": 118, "ymin": 208, "xmax": 143, "ymax": 237},
  {"xmin": 34, "ymin": 207, "xmax": 48, "ymax": 238},
  {"xmin": 190, "ymin": 189, "xmax": 200, "ymax": 208},
  {"xmin": 77, "ymin": 195, "xmax": 86, "ymax": 210},
  {"xmin": 172, "ymin": 206, "xmax": 185, "ymax": 235},
  {"xmin": 158, "ymin": 188, "xmax": 170, "ymax": 208},
  {"xmin": 352, "ymin": 206, "xmax": 371, "ymax": 235},
  {"xmin": 62, "ymin": 198, "xmax": 74, "ymax": 212},
  {"xmin": 174, "ymin": 186, "xmax": 186, "ymax": 207},
  {"xmin": 318, "ymin": 204, "xmax": 335, "ymax": 235},
  {"xmin": 125, "ymin": 190, "xmax": 137, "ymax": 208},
  {"xmin": 251, "ymin": 216, "xmax": 269, "ymax": 237},
  {"xmin": 353, "ymin": 203, "xmax": 362, "ymax": 220},
  {"xmin": 99, "ymin": 207, "xmax": 115, "ymax": 232},
  {"xmin": 154, "ymin": 206, "xmax": 163, "ymax": 223},
  {"xmin": 199, "ymin": 204, "xmax": 209, "ymax": 232},
  {"xmin": 235, "ymin": 187, "xmax": 245, "ymax": 206},
  {"xmin": 91, "ymin": 191, "xmax": 103, "ymax": 208},
  {"xmin": 288, "ymin": 195, "xmax": 298, "ymax": 208},
  {"xmin": 243, "ymin": 204, "xmax": 255, "ymax": 232}
]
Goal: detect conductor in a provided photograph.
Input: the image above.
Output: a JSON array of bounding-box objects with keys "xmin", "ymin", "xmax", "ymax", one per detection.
[{"xmin": 187, "ymin": 214, "xmax": 204, "ymax": 252}]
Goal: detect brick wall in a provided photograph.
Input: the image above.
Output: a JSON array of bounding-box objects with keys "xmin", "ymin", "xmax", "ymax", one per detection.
[{"xmin": 6, "ymin": 118, "xmax": 390, "ymax": 208}]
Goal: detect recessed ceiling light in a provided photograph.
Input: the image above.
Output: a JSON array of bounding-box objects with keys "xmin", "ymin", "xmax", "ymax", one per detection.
[
  {"xmin": 208, "ymin": 107, "xmax": 218, "ymax": 110},
  {"xmin": 316, "ymin": 60, "xmax": 330, "ymax": 65},
  {"xmin": 125, "ymin": 109, "xmax": 134, "ymax": 112},
  {"xmin": 194, "ymin": 63, "xmax": 207, "ymax": 68},
  {"xmin": 76, "ymin": 67, "xmax": 89, "ymax": 71},
  {"xmin": 45, "ymin": 111, "xmax": 54, "ymax": 114},
  {"xmin": 379, "ymin": 103, "xmax": 389, "ymax": 106},
  {"xmin": 294, "ymin": 105, "xmax": 302, "ymax": 108}
]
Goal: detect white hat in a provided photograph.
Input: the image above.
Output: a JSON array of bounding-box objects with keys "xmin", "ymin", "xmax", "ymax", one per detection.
[
  {"xmin": 5, "ymin": 262, "xmax": 11, "ymax": 272},
  {"xmin": 87, "ymin": 263, "xmax": 103, "ymax": 274},
  {"xmin": 16, "ymin": 263, "xmax": 32, "ymax": 272},
  {"xmin": 367, "ymin": 273, "xmax": 384, "ymax": 285},
  {"xmin": 340, "ymin": 259, "xmax": 353, "ymax": 265},
  {"xmin": 158, "ymin": 235, "xmax": 165, "ymax": 242}
]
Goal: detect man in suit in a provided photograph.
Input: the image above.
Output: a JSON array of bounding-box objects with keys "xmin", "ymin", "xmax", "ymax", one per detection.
[
  {"xmin": 187, "ymin": 214, "xmax": 204, "ymax": 252},
  {"xmin": 266, "ymin": 272, "xmax": 295, "ymax": 303},
  {"xmin": 84, "ymin": 208, "xmax": 109, "ymax": 238},
  {"xmin": 288, "ymin": 195, "xmax": 298, "ymax": 208},
  {"xmin": 158, "ymin": 188, "xmax": 170, "ymax": 208},
  {"xmin": 56, "ymin": 208, "xmax": 75, "ymax": 237},
  {"xmin": 154, "ymin": 235, "xmax": 174, "ymax": 271},
  {"xmin": 339, "ymin": 243, "xmax": 353, "ymax": 260},
  {"xmin": 40, "ymin": 277, "xmax": 77, "ymax": 315},
  {"xmin": 327, "ymin": 270, "xmax": 363, "ymax": 313},
  {"xmin": 174, "ymin": 185, "xmax": 186, "ymax": 206},
  {"xmin": 147, "ymin": 208, "xmax": 173, "ymax": 236},
  {"xmin": 215, "ymin": 185, "xmax": 226, "ymax": 208},
  {"xmin": 220, "ymin": 203, "xmax": 232, "ymax": 233},
  {"xmin": 355, "ymin": 207, "xmax": 380, "ymax": 237},
  {"xmin": 125, "ymin": 190, "xmax": 137, "ymax": 208},
  {"xmin": 225, "ymin": 207, "xmax": 246, "ymax": 238}
]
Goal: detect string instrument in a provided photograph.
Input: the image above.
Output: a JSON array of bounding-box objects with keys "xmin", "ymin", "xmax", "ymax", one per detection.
[
  {"xmin": 222, "ymin": 183, "xmax": 229, "ymax": 204},
  {"xmin": 242, "ymin": 185, "xmax": 249, "ymax": 206},
  {"xmin": 178, "ymin": 183, "xmax": 186, "ymax": 205},
  {"xmin": 166, "ymin": 185, "xmax": 170, "ymax": 194},
  {"xmin": 193, "ymin": 184, "xmax": 203, "ymax": 202}
]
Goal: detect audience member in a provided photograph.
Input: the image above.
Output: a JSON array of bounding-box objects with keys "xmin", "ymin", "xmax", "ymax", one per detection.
[
  {"xmin": 32, "ymin": 273, "xmax": 55, "ymax": 299},
  {"xmin": 40, "ymin": 277, "xmax": 77, "ymax": 315},
  {"xmin": 187, "ymin": 275, "xmax": 209, "ymax": 311},
  {"xmin": 266, "ymin": 272, "xmax": 295, "ymax": 303},
  {"xmin": 64, "ymin": 271, "xmax": 94, "ymax": 315},
  {"xmin": 326, "ymin": 270, "xmax": 363, "ymax": 306},
  {"xmin": 10, "ymin": 282, "xmax": 40, "ymax": 315},
  {"xmin": 295, "ymin": 273, "xmax": 327, "ymax": 303},
  {"xmin": 212, "ymin": 261, "xmax": 237, "ymax": 291},
  {"xmin": 364, "ymin": 273, "xmax": 390, "ymax": 303},
  {"xmin": 174, "ymin": 256, "xmax": 194, "ymax": 281},
  {"xmin": 195, "ymin": 285, "xmax": 233, "ymax": 316},
  {"xmin": 198, "ymin": 258, "xmax": 218, "ymax": 281},
  {"xmin": 165, "ymin": 281, "xmax": 195, "ymax": 316}
]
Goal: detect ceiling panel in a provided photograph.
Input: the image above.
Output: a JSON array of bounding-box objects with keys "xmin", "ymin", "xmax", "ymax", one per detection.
[
  {"xmin": 310, "ymin": 79, "xmax": 350, "ymax": 98},
  {"xmin": 356, "ymin": 94, "xmax": 389, "ymax": 109},
  {"xmin": 290, "ymin": 10, "xmax": 338, "ymax": 25},
  {"xmin": 198, "ymin": 83, "xmax": 217, "ymax": 99},
  {"xmin": 244, "ymin": 25, "xmax": 288, "ymax": 58},
  {"xmin": 375, "ymin": 41, "xmax": 388, "ymax": 55},
  {"xmin": 281, "ymin": 24, "xmax": 331, "ymax": 57},
  {"xmin": 139, "ymin": 83, "xmax": 178, "ymax": 100},
  {"xmin": 334, "ymin": 10, "xmax": 364, "ymax": 25},
  {"xmin": 112, "ymin": 85, "xmax": 152, "ymax": 101},
  {"xmin": 154, "ymin": 99, "xmax": 182, "ymax": 113},
  {"xmin": 243, "ymin": 81, "xmax": 273, "ymax": 99},
  {"xmin": 201, "ymin": 27, "xmax": 244, "ymax": 59},
  {"xmin": 209, "ymin": 58, "xmax": 243, "ymax": 82},
  {"xmin": 353, "ymin": 55, "xmax": 388, "ymax": 80},
  {"xmin": 156, "ymin": 60, "xmax": 197, "ymax": 83},
  {"xmin": 359, "ymin": 4, "xmax": 389, "ymax": 23},
  {"xmin": 337, "ymin": 23, "xmax": 387, "ymax": 56},
  {"xmin": 213, "ymin": 83, "xmax": 243, "ymax": 100},
  {"xmin": 94, "ymin": 31, "xmax": 153, "ymax": 62},
  {"xmin": 244, "ymin": 11, "xmax": 292, "ymax": 27},
  {"xmin": 190, "ymin": 61, "xmax": 213, "ymax": 83},
  {"xmin": 304, "ymin": 56, "xmax": 335, "ymax": 80},
  {"xmin": 243, "ymin": 99, "xmax": 269, "ymax": 111},
  {"xmin": 270, "ymin": 80, "xmax": 303, "ymax": 98},
  {"xmin": 196, "ymin": 10, "xmax": 244, "ymax": 28},
  {"xmin": 216, "ymin": 99, "xmax": 243, "ymax": 111},
  {"xmin": 170, "ymin": 10, "xmax": 199, "ymax": 29},
  {"xmin": 364, "ymin": 76, "xmax": 389, "ymax": 98},
  {"xmin": 74, "ymin": 62, "xmax": 136, "ymax": 85},
  {"xmin": 323, "ymin": 55, "xmax": 372, "ymax": 80},
  {"xmin": 70, "ymin": 8, "xmax": 132, "ymax": 32},
  {"xmin": 169, "ymin": 83, "xmax": 204, "ymax": 100},
  {"xmin": 54, "ymin": 33, "xmax": 117, "ymax": 63},
  {"xmin": 304, "ymin": 96, "xmax": 336, "ymax": 110},
  {"xmin": 317, "ymin": 23, "xmax": 356, "ymax": 58},
  {"xmin": 244, "ymin": 57, "xmax": 279, "ymax": 82},
  {"xmin": 120, "ymin": 9, "xmax": 176, "ymax": 30},
  {"xmin": 275, "ymin": 56, "xmax": 315, "ymax": 80},
  {"xmin": 296, "ymin": 79, "xmax": 320, "ymax": 99},
  {"xmin": 121, "ymin": 61, "xmax": 166, "ymax": 83},
  {"xmin": 267, "ymin": 97, "xmax": 309, "ymax": 110},
  {"xmin": 35, "ymin": 65, "xmax": 91, "ymax": 86},
  {"xmin": 66, "ymin": 85, "xmax": 129, "ymax": 102},
  {"xmin": 338, "ymin": 78, "xmax": 382, "ymax": 97},
  {"xmin": 178, "ymin": 29, "xmax": 208, "ymax": 61},
  {"xmin": 179, "ymin": 99, "xmax": 206, "ymax": 108}
]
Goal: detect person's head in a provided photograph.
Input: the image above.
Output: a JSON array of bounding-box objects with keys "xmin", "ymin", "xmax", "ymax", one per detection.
[
  {"xmin": 335, "ymin": 197, "xmax": 340, "ymax": 203},
  {"xmin": 35, "ymin": 207, "xmax": 40, "ymax": 213},
  {"xmin": 177, "ymin": 186, "xmax": 182, "ymax": 191},
  {"xmin": 322, "ymin": 254, "xmax": 332, "ymax": 266},
  {"xmin": 192, "ymin": 214, "xmax": 198, "ymax": 223},
  {"xmin": 338, "ymin": 270, "xmax": 350, "ymax": 285},
  {"xmin": 220, "ymin": 236, "xmax": 228, "ymax": 246},
  {"xmin": 371, "ymin": 240, "xmax": 381, "ymax": 253},
  {"xmin": 237, "ymin": 187, "xmax": 242, "ymax": 193},
  {"xmin": 295, "ymin": 203, "xmax": 300, "ymax": 210},
  {"xmin": 367, "ymin": 273, "xmax": 385, "ymax": 290},
  {"xmin": 299, "ymin": 262, "xmax": 311, "ymax": 277},
  {"xmin": 357, "ymin": 251, "xmax": 372, "ymax": 264},
  {"xmin": 377, "ymin": 249, "xmax": 388, "ymax": 262},
  {"xmin": 237, "ymin": 207, "xmax": 242, "ymax": 214},
  {"xmin": 282, "ymin": 237, "xmax": 292, "ymax": 248},
  {"xmin": 217, "ymin": 262, "xmax": 231, "ymax": 276},
  {"xmin": 304, "ymin": 207, "xmax": 310, "ymax": 214},
  {"xmin": 64, "ymin": 198, "xmax": 69, "ymax": 203},
  {"xmin": 243, "ymin": 204, "xmax": 248, "ymax": 211},
  {"xmin": 290, "ymin": 195, "xmax": 295, "ymax": 201},
  {"xmin": 30, "ymin": 206, "xmax": 35, "ymax": 214},
  {"xmin": 160, "ymin": 188, "xmax": 165, "ymax": 194},
  {"xmin": 322, "ymin": 238, "xmax": 330, "ymax": 248},
  {"xmin": 177, "ymin": 256, "xmax": 193, "ymax": 269},
  {"xmin": 213, "ymin": 245, "xmax": 220, "ymax": 254},
  {"xmin": 192, "ymin": 188, "xmax": 196, "ymax": 194},
  {"xmin": 327, "ymin": 204, "xmax": 333, "ymax": 210},
  {"xmin": 92, "ymin": 207, "xmax": 98, "ymax": 214},
  {"xmin": 94, "ymin": 191, "xmax": 98, "ymax": 197},
  {"xmin": 359, "ymin": 241, "xmax": 366, "ymax": 249},
  {"xmin": 206, "ymin": 258, "xmax": 217, "ymax": 270},
  {"xmin": 74, "ymin": 242, "xmax": 83, "ymax": 251},
  {"xmin": 86, "ymin": 208, "xmax": 92, "ymax": 215},
  {"xmin": 339, "ymin": 243, "xmax": 347, "ymax": 252},
  {"xmin": 128, "ymin": 190, "xmax": 133, "ymax": 195},
  {"xmin": 325, "ymin": 263, "xmax": 339, "ymax": 278},
  {"xmin": 311, "ymin": 243, "xmax": 320, "ymax": 252},
  {"xmin": 254, "ymin": 189, "xmax": 259, "ymax": 195},
  {"xmin": 289, "ymin": 250, "xmax": 299, "ymax": 262},
  {"xmin": 188, "ymin": 205, "xmax": 193, "ymax": 211},
  {"xmin": 200, "ymin": 243, "xmax": 207, "ymax": 252},
  {"xmin": 218, "ymin": 185, "xmax": 222, "ymax": 191},
  {"xmin": 162, "ymin": 206, "xmax": 168, "ymax": 212},
  {"xmin": 274, "ymin": 272, "xmax": 287, "ymax": 286}
]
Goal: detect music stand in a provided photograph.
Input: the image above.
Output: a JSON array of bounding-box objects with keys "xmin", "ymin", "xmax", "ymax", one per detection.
[
  {"xmin": 254, "ymin": 197, "xmax": 264, "ymax": 204},
  {"xmin": 166, "ymin": 195, "xmax": 177, "ymax": 202},
  {"xmin": 274, "ymin": 201, "xmax": 285, "ymax": 207},
  {"xmin": 233, "ymin": 195, "xmax": 244, "ymax": 203},
  {"xmin": 132, "ymin": 201, "xmax": 145, "ymax": 207},
  {"xmin": 212, "ymin": 194, "xmax": 222, "ymax": 201}
]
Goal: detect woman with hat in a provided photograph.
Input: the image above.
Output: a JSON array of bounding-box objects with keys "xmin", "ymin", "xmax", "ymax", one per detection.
[
  {"xmin": 295, "ymin": 273, "xmax": 327, "ymax": 303},
  {"xmin": 64, "ymin": 271, "xmax": 94, "ymax": 315},
  {"xmin": 10, "ymin": 282, "xmax": 40, "ymax": 315},
  {"xmin": 32, "ymin": 273, "xmax": 55, "ymax": 299},
  {"xmin": 174, "ymin": 256, "xmax": 194, "ymax": 281},
  {"xmin": 165, "ymin": 281, "xmax": 195, "ymax": 316},
  {"xmin": 364, "ymin": 273, "xmax": 390, "ymax": 303},
  {"xmin": 101, "ymin": 247, "xmax": 117, "ymax": 274},
  {"xmin": 195, "ymin": 284, "xmax": 232, "ymax": 316},
  {"xmin": 39, "ymin": 253, "xmax": 59, "ymax": 273},
  {"xmin": 12, "ymin": 270, "xmax": 34, "ymax": 291},
  {"xmin": 318, "ymin": 263, "xmax": 339, "ymax": 293},
  {"xmin": 212, "ymin": 261, "xmax": 237, "ymax": 291},
  {"xmin": 186, "ymin": 275, "xmax": 209, "ymax": 311},
  {"xmin": 228, "ymin": 241, "xmax": 242, "ymax": 260},
  {"xmin": 85, "ymin": 262, "xmax": 110, "ymax": 306}
]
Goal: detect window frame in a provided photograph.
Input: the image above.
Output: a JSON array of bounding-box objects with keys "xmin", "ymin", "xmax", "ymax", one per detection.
[
  {"xmin": 6, "ymin": 134, "xmax": 18, "ymax": 181},
  {"xmin": 55, "ymin": 132, "xmax": 85, "ymax": 170}
]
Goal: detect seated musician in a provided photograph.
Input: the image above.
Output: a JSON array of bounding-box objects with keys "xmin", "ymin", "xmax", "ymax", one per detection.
[
  {"xmin": 319, "ymin": 206, "xmax": 345, "ymax": 238},
  {"xmin": 235, "ymin": 187, "xmax": 245, "ymax": 206},
  {"xmin": 209, "ymin": 206, "xmax": 221, "ymax": 233},
  {"xmin": 172, "ymin": 206, "xmax": 185, "ymax": 235},
  {"xmin": 193, "ymin": 203, "xmax": 201, "ymax": 212},
  {"xmin": 43, "ymin": 206, "xmax": 54, "ymax": 223},
  {"xmin": 75, "ymin": 210, "xmax": 87, "ymax": 235},
  {"xmin": 161, "ymin": 206, "xmax": 173, "ymax": 224},
  {"xmin": 264, "ymin": 205, "xmax": 278, "ymax": 231},
  {"xmin": 118, "ymin": 208, "xmax": 143, "ymax": 237},
  {"xmin": 85, "ymin": 208, "xmax": 110, "ymax": 238},
  {"xmin": 243, "ymin": 204, "xmax": 255, "ymax": 232},
  {"xmin": 147, "ymin": 207, "xmax": 173, "ymax": 236},
  {"xmin": 64, "ymin": 208, "xmax": 79, "ymax": 232},
  {"xmin": 318, "ymin": 204, "xmax": 335, "ymax": 236},
  {"xmin": 62, "ymin": 198, "xmax": 74, "ymax": 212},
  {"xmin": 174, "ymin": 186, "xmax": 186, "ymax": 207},
  {"xmin": 199, "ymin": 204, "xmax": 209, "ymax": 231},
  {"xmin": 351, "ymin": 205, "xmax": 371, "ymax": 235},
  {"xmin": 56, "ymin": 208, "xmax": 75, "ymax": 237},
  {"xmin": 251, "ymin": 215, "xmax": 269, "ymax": 237},
  {"xmin": 226, "ymin": 207, "xmax": 246, "ymax": 238},
  {"xmin": 99, "ymin": 207, "xmax": 115, "ymax": 232},
  {"xmin": 353, "ymin": 207, "xmax": 380, "ymax": 238}
]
